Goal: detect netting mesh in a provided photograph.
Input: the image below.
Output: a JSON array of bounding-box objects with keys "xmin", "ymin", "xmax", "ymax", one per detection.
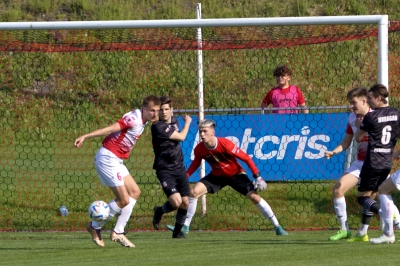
[{"xmin": 1, "ymin": 21, "xmax": 400, "ymax": 231}]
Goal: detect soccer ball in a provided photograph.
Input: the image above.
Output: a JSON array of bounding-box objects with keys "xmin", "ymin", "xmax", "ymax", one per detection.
[{"xmin": 88, "ymin": 200, "xmax": 110, "ymax": 222}]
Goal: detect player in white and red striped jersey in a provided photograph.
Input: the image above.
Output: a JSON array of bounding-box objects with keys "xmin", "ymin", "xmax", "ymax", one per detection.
[
  {"xmin": 74, "ymin": 95, "xmax": 160, "ymax": 248},
  {"xmin": 325, "ymin": 87, "xmax": 373, "ymax": 241}
]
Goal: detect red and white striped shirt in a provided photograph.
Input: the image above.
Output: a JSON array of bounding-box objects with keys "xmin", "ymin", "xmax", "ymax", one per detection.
[
  {"xmin": 346, "ymin": 111, "xmax": 370, "ymax": 161},
  {"xmin": 102, "ymin": 109, "xmax": 146, "ymax": 159}
]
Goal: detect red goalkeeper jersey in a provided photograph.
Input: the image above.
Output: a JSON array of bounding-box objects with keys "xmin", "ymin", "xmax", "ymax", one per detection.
[{"xmin": 187, "ymin": 137, "xmax": 259, "ymax": 178}]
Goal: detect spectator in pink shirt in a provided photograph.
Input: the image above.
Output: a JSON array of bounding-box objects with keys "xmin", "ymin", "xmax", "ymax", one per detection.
[{"xmin": 261, "ymin": 66, "xmax": 308, "ymax": 114}]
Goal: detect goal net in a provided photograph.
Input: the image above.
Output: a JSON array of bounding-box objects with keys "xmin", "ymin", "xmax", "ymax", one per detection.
[{"xmin": 0, "ymin": 16, "xmax": 399, "ymax": 231}]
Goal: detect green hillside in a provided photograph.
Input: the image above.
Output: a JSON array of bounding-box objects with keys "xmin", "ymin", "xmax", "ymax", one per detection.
[{"xmin": 0, "ymin": 0, "xmax": 399, "ymax": 22}]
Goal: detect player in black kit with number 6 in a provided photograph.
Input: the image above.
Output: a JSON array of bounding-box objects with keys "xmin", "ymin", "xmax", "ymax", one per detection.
[{"xmin": 348, "ymin": 84, "xmax": 400, "ymax": 243}]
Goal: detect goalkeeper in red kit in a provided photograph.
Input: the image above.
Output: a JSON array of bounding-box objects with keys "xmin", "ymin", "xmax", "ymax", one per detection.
[{"xmin": 167, "ymin": 119, "xmax": 288, "ymax": 236}]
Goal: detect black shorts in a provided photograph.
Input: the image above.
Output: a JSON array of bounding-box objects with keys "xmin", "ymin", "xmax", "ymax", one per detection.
[
  {"xmin": 200, "ymin": 173, "xmax": 255, "ymax": 196},
  {"xmin": 156, "ymin": 168, "xmax": 190, "ymax": 198},
  {"xmin": 358, "ymin": 166, "xmax": 391, "ymax": 192}
]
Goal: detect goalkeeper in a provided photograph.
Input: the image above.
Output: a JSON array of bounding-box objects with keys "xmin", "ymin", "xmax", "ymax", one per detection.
[{"xmin": 167, "ymin": 119, "xmax": 288, "ymax": 236}]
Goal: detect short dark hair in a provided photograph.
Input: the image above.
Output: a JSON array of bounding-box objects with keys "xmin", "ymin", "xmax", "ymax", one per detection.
[
  {"xmin": 346, "ymin": 87, "xmax": 368, "ymax": 102},
  {"xmin": 273, "ymin": 65, "xmax": 292, "ymax": 77},
  {"xmin": 142, "ymin": 95, "xmax": 161, "ymax": 107},
  {"xmin": 368, "ymin": 83, "xmax": 388, "ymax": 104},
  {"xmin": 160, "ymin": 96, "xmax": 172, "ymax": 108}
]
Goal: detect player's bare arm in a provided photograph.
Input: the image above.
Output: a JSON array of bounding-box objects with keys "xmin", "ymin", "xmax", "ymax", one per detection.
[
  {"xmin": 260, "ymin": 101, "xmax": 266, "ymax": 109},
  {"xmin": 260, "ymin": 101, "xmax": 272, "ymax": 114},
  {"xmin": 325, "ymin": 133, "xmax": 354, "ymax": 159},
  {"xmin": 354, "ymin": 118, "xmax": 366, "ymax": 142},
  {"xmin": 74, "ymin": 122, "xmax": 121, "ymax": 147},
  {"xmin": 169, "ymin": 115, "xmax": 192, "ymax": 142},
  {"xmin": 299, "ymin": 103, "xmax": 309, "ymax": 114},
  {"xmin": 355, "ymin": 129, "xmax": 366, "ymax": 143}
]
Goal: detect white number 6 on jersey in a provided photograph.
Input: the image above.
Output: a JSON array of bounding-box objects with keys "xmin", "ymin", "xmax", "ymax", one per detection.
[{"xmin": 381, "ymin": 125, "xmax": 392, "ymax": 145}]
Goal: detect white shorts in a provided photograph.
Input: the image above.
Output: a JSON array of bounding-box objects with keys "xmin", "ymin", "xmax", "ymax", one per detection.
[
  {"xmin": 390, "ymin": 170, "xmax": 400, "ymax": 190},
  {"xmin": 344, "ymin": 159, "xmax": 363, "ymax": 179},
  {"xmin": 94, "ymin": 147, "xmax": 130, "ymax": 187}
]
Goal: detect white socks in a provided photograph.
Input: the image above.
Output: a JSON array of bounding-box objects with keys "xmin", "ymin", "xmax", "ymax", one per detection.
[
  {"xmin": 184, "ymin": 197, "xmax": 198, "ymax": 227},
  {"xmin": 114, "ymin": 197, "xmax": 136, "ymax": 234},
  {"xmin": 256, "ymin": 198, "xmax": 279, "ymax": 227},
  {"xmin": 380, "ymin": 194, "xmax": 394, "ymax": 237},
  {"xmin": 333, "ymin": 197, "xmax": 349, "ymax": 231}
]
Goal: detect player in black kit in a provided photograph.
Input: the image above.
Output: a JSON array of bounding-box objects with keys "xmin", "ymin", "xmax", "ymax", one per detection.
[
  {"xmin": 348, "ymin": 84, "xmax": 400, "ymax": 242},
  {"xmin": 151, "ymin": 96, "xmax": 192, "ymax": 238}
]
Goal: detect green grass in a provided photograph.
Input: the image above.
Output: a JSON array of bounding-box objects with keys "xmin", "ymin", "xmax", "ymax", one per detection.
[{"xmin": 0, "ymin": 230, "xmax": 399, "ymax": 266}]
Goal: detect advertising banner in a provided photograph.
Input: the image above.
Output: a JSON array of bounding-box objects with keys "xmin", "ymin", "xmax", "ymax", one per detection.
[{"xmin": 180, "ymin": 113, "xmax": 349, "ymax": 182}]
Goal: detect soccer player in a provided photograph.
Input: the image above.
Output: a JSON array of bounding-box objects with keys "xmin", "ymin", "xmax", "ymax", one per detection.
[
  {"xmin": 350, "ymin": 84, "xmax": 400, "ymax": 243},
  {"xmin": 260, "ymin": 65, "xmax": 308, "ymax": 114},
  {"xmin": 370, "ymin": 149, "xmax": 400, "ymax": 244},
  {"xmin": 168, "ymin": 119, "xmax": 288, "ymax": 236},
  {"xmin": 74, "ymin": 95, "xmax": 161, "ymax": 248},
  {"xmin": 325, "ymin": 87, "xmax": 371, "ymax": 241},
  {"xmin": 151, "ymin": 96, "xmax": 192, "ymax": 238}
]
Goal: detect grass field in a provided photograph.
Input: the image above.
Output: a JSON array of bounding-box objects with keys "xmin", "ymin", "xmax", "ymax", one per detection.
[{"xmin": 0, "ymin": 230, "xmax": 399, "ymax": 266}]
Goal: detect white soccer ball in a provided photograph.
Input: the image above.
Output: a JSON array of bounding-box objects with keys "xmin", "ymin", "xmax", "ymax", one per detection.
[{"xmin": 88, "ymin": 200, "xmax": 110, "ymax": 222}]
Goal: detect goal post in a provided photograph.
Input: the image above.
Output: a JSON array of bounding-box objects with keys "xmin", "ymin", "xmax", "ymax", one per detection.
[{"xmin": 0, "ymin": 13, "xmax": 398, "ymax": 231}]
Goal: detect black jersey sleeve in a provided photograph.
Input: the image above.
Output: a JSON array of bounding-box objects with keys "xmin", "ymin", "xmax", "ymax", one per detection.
[
  {"xmin": 151, "ymin": 120, "xmax": 176, "ymax": 140},
  {"xmin": 359, "ymin": 112, "xmax": 372, "ymax": 132}
]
